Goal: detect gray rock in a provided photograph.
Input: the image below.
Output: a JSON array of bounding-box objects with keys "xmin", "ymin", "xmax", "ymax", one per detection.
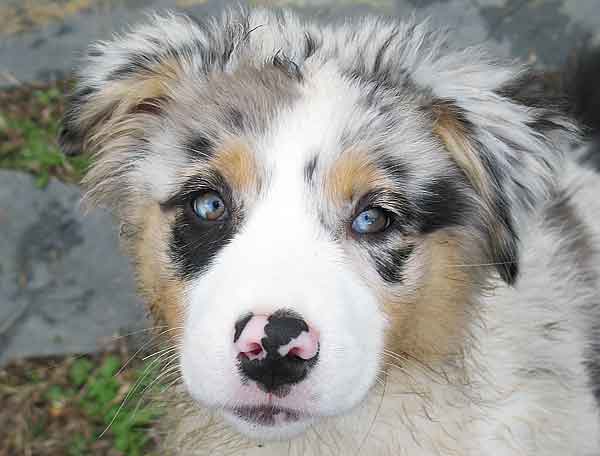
[
  {"xmin": 479, "ymin": 0, "xmax": 594, "ymax": 67},
  {"xmin": 0, "ymin": 171, "xmax": 148, "ymax": 366}
]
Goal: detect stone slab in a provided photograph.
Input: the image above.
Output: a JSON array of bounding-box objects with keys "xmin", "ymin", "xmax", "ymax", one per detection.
[{"xmin": 0, "ymin": 170, "xmax": 148, "ymax": 366}]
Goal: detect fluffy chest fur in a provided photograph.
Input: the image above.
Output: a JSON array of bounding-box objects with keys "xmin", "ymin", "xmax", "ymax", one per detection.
[{"xmin": 58, "ymin": 8, "xmax": 600, "ymax": 455}]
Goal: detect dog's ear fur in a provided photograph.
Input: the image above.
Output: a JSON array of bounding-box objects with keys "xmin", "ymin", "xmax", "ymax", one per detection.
[
  {"xmin": 60, "ymin": 13, "xmax": 203, "ymax": 156},
  {"xmin": 58, "ymin": 12, "xmax": 248, "ymax": 209},
  {"xmin": 426, "ymin": 67, "xmax": 576, "ymax": 284},
  {"xmin": 345, "ymin": 22, "xmax": 578, "ymax": 284}
]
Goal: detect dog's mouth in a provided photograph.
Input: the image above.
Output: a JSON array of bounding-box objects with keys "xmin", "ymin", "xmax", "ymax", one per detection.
[{"xmin": 232, "ymin": 405, "xmax": 303, "ymax": 426}]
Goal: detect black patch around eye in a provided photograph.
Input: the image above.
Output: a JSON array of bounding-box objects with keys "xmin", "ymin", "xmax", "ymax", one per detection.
[
  {"xmin": 169, "ymin": 204, "xmax": 237, "ymax": 280},
  {"xmin": 166, "ymin": 174, "xmax": 240, "ymax": 280},
  {"xmin": 373, "ymin": 245, "xmax": 415, "ymax": 284}
]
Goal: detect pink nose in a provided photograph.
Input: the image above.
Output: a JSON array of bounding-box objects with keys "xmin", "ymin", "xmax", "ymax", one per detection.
[
  {"xmin": 234, "ymin": 312, "xmax": 319, "ymax": 360},
  {"xmin": 233, "ymin": 310, "xmax": 319, "ymax": 392}
]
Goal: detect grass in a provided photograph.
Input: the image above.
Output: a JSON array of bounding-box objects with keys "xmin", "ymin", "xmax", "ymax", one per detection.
[
  {"xmin": 0, "ymin": 80, "xmax": 90, "ymax": 187},
  {"xmin": 0, "ymin": 349, "xmax": 166, "ymax": 456}
]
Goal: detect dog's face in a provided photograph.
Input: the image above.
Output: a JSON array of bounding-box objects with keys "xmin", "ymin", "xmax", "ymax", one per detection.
[{"xmin": 60, "ymin": 11, "xmax": 573, "ymax": 440}]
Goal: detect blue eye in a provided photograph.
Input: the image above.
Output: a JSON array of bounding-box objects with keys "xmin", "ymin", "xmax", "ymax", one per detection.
[
  {"xmin": 351, "ymin": 207, "xmax": 390, "ymax": 234},
  {"xmin": 191, "ymin": 192, "xmax": 228, "ymax": 221}
]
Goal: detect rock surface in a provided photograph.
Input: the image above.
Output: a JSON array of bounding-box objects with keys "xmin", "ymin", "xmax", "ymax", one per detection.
[{"xmin": 0, "ymin": 171, "xmax": 147, "ymax": 366}]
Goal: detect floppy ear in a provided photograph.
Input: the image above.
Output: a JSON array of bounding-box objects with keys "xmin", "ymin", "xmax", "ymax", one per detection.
[
  {"xmin": 426, "ymin": 68, "xmax": 577, "ymax": 284},
  {"xmin": 59, "ymin": 12, "xmax": 245, "ymax": 208},
  {"xmin": 60, "ymin": 14, "xmax": 200, "ymax": 155},
  {"xmin": 356, "ymin": 21, "xmax": 577, "ymax": 284}
]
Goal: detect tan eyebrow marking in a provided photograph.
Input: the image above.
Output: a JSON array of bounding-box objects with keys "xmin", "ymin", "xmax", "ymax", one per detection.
[
  {"xmin": 211, "ymin": 139, "xmax": 260, "ymax": 194},
  {"xmin": 325, "ymin": 149, "xmax": 388, "ymax": 205}
]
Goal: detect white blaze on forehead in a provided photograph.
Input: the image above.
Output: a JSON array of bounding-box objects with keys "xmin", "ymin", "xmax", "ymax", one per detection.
[
  {"xmin": 214, "ymin": 66, "xmax": 367, "ymax": 279},
  {"xmin": 260, "ymin": 64, "xmax": 365, "ymax": 178}
]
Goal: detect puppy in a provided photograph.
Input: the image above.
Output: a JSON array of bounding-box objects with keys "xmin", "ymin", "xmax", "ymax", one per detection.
[{"xmin": 60, "ymin": 9, "xmax": 600, "ymax": 455}]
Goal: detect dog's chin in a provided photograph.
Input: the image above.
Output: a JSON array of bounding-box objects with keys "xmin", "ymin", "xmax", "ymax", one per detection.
[{"xmin": 222, "ymin": 407, "xmax": 315, "ymax": 440}]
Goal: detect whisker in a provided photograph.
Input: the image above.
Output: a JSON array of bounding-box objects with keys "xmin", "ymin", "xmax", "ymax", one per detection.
[
  {"xmin": 130, "ymin": 362, "xmax": 182, "ymax": 418},
  {"xmin": 447, "ymin": 260, "xmax": 517, "ymax": 268},
  {"xmin": 117, "ymin": 326, "xmax": 184, "ymax": 375},
  {"xmin": 356, "ymin": 369, "xmax": 387, "ymax": 455},
  {"xmin": 383, "ymin": 349, "xmax": 446, "ymax": 381},
  {"xmin": 142, "ymin": 344, "xmax": 182, "ymax": 361},
  {"xmin": 160, "ymin": 374, "xmax": 185, "ymax": 393},
  {"xmin": 98, "ymin": 353, "xmax": 173, "ymax": 439},
  {"xmin": 109, "ymin": 325, "xmax": 170, "ymax": 340}
]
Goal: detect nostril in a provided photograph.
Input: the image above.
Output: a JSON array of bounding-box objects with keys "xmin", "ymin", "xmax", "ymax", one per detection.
[
  {"xmin": 288, "ymin": 347, "xmax": 302, "ymax": 358},
  {"xmin": 274, "ymin": 324, "xmax": 320, "ymax": 360},
  {"xmin": 241, "ymin": 342, "xmax": 264, "ymax": 361},
  {"xmin": 248, "ymin": 343, "xmax": 262, "ymax": 356},
  {"xmin": 234, "ymin": 314, "xmax": 269, "ymax": 360}
]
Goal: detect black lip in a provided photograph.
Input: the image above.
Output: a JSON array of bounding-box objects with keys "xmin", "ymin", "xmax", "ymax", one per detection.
[{"xmin": 232, "ymin": 405, "xmax": 302, "ymax": 426}]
